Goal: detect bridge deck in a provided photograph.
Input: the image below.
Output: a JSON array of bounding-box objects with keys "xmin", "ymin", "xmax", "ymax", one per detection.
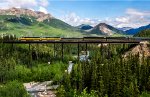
[
  {"xmin": 1, "ymin": 40, "xmax": 141, "ymax": 44},
  {"xmin": 1, "ymin": 37, "xmax": 150, "ymax": 44}
]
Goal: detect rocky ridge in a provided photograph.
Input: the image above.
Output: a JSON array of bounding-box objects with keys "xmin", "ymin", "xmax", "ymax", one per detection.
[
  {"xmin": 0, "ymin": 7, "xmax": 53, "ymax": 22},
  {"xmin": 123, "ymin": 41, "xmax": 150, "ymax": 59}
]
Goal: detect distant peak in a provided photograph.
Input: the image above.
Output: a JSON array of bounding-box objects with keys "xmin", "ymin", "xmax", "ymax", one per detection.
[
  {"xmin": 98, "ymin": 23, "xmax": 107, "ymax": 26},
  {"xmin": 79, "ymin": 24, "xmax": 91, "ymax": 26},
  {"xmin": 77, "ymin": 24, "xmax": 93, "ymax": 30},
  {"xmin": 0, "ymin": 7, "xmax": 53, "ymax": 22},
  {"xmin": 90, "ymin": 22, "xmax": 124, "ymax": 36}
]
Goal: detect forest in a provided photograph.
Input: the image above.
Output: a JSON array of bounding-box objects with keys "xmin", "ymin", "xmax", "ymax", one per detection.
[
  {"xmin": 135, "ymin": 29, "xmax": 150, "ymax": 37},
  {"xmin": 0, "ymin": 32, "xmax": 150, "ymax": 97}
]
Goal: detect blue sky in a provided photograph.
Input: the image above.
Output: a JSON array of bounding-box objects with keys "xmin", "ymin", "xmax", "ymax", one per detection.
[
  {"xmin": 48, "ymin": 1, "xmax": 150, "ymax": 19},
  {"xmin": 0, "ymin": 0, "xmax": 150, "ymax": 28}
]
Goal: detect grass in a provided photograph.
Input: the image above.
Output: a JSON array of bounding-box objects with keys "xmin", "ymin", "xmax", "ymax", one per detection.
[
  {"xmin": 0, "ymin": 22, "xmax": 83, "ymax": 37},
  {"xmin": 7, "ymin": 62, "xmax": 68, "ymax": 83},
  {"xmin": 0, "ymin": 15, "xmax": 84, "ymax": 37},
  {"xmin": 0, "ymin": 24, "xmax": 83, "ymax": 37}
]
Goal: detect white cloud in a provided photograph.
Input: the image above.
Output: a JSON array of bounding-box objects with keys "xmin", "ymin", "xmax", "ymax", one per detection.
[
  {"xmin": 38, "ymin": 6, "xmax": 48, "ymax": 14},
  {"xmin": 60, "ymin": 8, "xmax": 150, "ymax": 28},
  {"xmin": 114, "ymin": 8, "xmax": 150, "ymax": 28},
  {"xmin": 0, "ymin": 0, "xmax": 49, "ymax": 14},
  {"xmin": 0, "ymin": 0, "xmax": 38, "ymax": 8},
  {"xmin": 38, "ymin": 0, "xmax": 49, "ymax": 7},
  {"xmin": 126, "ymin": 8, "xmax": 150, "ymax": 16},
  {"xmin": 115, "ymin": 17, "xmax": 129, "ymax": 23},
  {"xmin": 61, "ymin": 12, "xmax": 100, "ymax": 26}
]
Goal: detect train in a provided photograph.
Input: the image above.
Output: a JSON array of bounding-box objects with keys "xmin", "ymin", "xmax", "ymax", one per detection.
[
  {"xmin": 1, "ymin": 36, "xmax": 149, "ymax": 42},
  {"xmin": 17, "ymin": 36, "xmax": 135, "ymax": 41},
  {"xmin": 17, "ymin": 36, "xmax": 131, "ymax": 41}
]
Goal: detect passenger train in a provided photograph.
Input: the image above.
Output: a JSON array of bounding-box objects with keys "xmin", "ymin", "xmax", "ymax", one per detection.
[
  {"xmin": 1, "ymin": 35, "xmax": 149, "ymax": 41},
  {"xmin": 18, "ymin": 36, "xmax": 131, "ymax": 41}
]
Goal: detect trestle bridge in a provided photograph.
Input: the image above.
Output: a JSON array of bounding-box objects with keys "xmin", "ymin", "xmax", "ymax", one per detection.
[{"xmin": 1, "ymin": 37, "xmax": 150, "ymax": 61}]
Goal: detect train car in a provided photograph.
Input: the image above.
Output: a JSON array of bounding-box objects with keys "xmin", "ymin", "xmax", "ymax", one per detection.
[
  {"xmin": 41, "ymin": 37, "xmax": 61, "ymax": 41},
  {"xmin": 61, "ymin": 38, "xmax": 83, "ymax": 42},
  {"xmin": 83, "ymin": 36, "xmax": 130, "ymax": 41},
  {"xmin": 19, "ymin": 37, "xmax": 41, "ymax": 41},
  {"xmin": 83, "ymin": 37, "xmax": 106, "ymax": 41},
  {"xmin": 19, "ymin": 37, "xmax": 61, "ymax": 41}
]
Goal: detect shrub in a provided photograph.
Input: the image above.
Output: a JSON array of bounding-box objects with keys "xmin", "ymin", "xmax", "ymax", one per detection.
[{"xmin": 0, "ymin": 81, "xmax": 30, "ymax": 97}]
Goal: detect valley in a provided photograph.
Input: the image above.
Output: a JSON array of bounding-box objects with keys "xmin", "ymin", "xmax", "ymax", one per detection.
[{"xmin": 0, "ymin": 7, "xmax": 150, "ymax": 97}]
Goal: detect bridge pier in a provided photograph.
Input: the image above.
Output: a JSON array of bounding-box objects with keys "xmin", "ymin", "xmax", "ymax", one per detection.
[
  {"xmin": 37, "ymin": 43, "xmax": 39, "ymax": 60},
  {"xmin": 61, "ymin": 43, "xmax": 64, "ymax": 61},
  {"xmin": 123, "ymin": 44, "xmax": 125, "ymax": 50},
  {"xmin": 108, "ymin": 43, "xmax": 110, "ymax": 59},
  {"xmin": 100, "ymin": 43, "xmax": 103, "ymax": 62},
  {"xmin": 85, "ymin": 43, "xmax": 87, "ymax": 56},
  {"xmin": 28, "ymin": 43, "xmax": 30, "ymax": 66},
  {"xmin": 11, "ymin": 43, "xmax": 13, "ymax": 51},
  {"xmin": 53, "ymin": 43, "xmax": 55, "ymax": 58},
  {"xmin": 78, "ymin": 43, "xmax": 80, "ymax": 61},
  {"xmin": 28, "ymin": 43, "xmax": 32, "ymax": 67}
]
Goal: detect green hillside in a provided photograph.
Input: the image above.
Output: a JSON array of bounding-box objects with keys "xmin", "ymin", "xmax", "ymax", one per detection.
[
  {"xmin": 134, "ymin": 29, "xmax": 150, "ymax": 37},
  {"xmin": 43, "ymin": 18, "xmax": 75, "ymax": 30},
  {"xmin": 0, "ymin": 15, "xmax": 84, "ymax": 37}
]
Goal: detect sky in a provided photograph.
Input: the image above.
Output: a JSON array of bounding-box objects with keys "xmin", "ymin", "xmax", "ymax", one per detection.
[{"xmin": 0, "ymin": 0, "xmax": 150, "ymax": 28}]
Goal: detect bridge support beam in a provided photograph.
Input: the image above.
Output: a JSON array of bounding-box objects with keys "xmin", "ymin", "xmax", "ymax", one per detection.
[
  {"xmin": 85, "ymin": 43, "xmax": 87, "ymax": 56},
  {"xmin": 108, "ymin": 43, "xmax": 110, "ymax": 59},
  {"xmin": 123, "ymin": 44, "xmax": 125, "ymax": 51},
  {"xmin": 28, "ymin": 43, "xmax": 30, "ymax": 66},
  {"xmin": 11, "ymin": 43, "xmax": 13, "ymax": 51},
  {"xmin": 78, "ymin": 43, "xmax": 79, "ymax": 61},
  {"xmin": 61, "ymin": 43, "xmax": 64, "ymax": 61},
  {"xmin": 28, "ymin": 43, "xmax": 32, "ymax": 67},
  {"xmin": 37, "ymin": 43, "xmax": 39, "ymax": 60},
  {"xmin": 53, "ymin": 43, "xmax": 55, "ymax": 58},
  {"xmin": 101, "ymin": 43, "xmax": 103, "ymax": 62}
]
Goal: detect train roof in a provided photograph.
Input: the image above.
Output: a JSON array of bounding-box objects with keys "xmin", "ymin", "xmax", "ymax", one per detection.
[{"xmin": 21, "ymin": 37, "xmax": 61, "ymax": 38}]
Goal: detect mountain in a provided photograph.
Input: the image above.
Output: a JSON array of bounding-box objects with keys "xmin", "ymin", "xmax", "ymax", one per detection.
[
  {"xmin": 118, "ymin": 27, "xmax": 132, "ymax": 31},
  {"xmin": 43, "ymin": 18, "xmax": 77, "ymax": 31},
  {"xmin": 126, "ymin": 24, "xmax": 150, "ymax": 35},
  {"xmin": 0, "ymin": 8, "xmax": 83, "ymax": 37},
  {"xmin": 89, "ymin": 23, "xmax": 125, "ymax": 36},
  {"xmin": 134, "ymin": 29, "xmax": 150, "ymax": 37},
  {"xmin": 0, "ymin": 7, "xmax": 53, "ymax": 22},
  {"xmin": 77, "ymin": 24, "xmax": 93, "ymax": 30}
]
